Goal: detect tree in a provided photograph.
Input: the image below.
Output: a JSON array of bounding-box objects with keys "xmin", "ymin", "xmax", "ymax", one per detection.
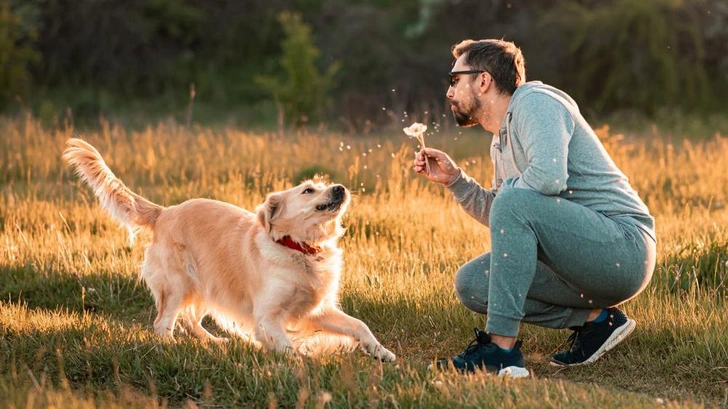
[
  {"xmin": 0, "ymin": 0, "xmax": 40, "ymax": 107},
  {"xmin": 255, "ymin": 11, "xmax": 340, "ymax": 127}
]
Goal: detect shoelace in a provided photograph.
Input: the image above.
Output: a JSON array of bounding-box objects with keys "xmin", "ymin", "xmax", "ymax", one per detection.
[
  {"xmin": 460, "ymin": 328, "xmax": 490, "ymax": 357},
  {"xmin": 565, "ymin": 328, "xmax": 583, "ymax": 353}
]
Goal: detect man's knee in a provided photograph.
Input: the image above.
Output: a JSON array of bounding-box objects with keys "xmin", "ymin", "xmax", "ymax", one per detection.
[
  {"xmin": 490, "ymin": 188, "xmax": 541, "ymax": 225},
  {"xmin": 454, "ymin": 256, "xmax": 490, "ymax": 313}
]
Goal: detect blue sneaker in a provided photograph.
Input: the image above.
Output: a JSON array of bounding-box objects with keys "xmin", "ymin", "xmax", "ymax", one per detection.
[
  {"xmin": 551, "ymin": 307, "xmax": 636, "ymax": 367},
  {"xmin": 435, "ymin": 328, "xmax": 530, "ymax": 378}
]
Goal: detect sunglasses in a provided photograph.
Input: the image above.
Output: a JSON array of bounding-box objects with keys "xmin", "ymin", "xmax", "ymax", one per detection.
[{"xmin": 448, "ymin": 70, "xmax": 485, "ymax": 87}]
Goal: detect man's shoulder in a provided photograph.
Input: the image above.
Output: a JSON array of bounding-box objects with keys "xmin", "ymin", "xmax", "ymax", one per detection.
[{"xmin": 512, "ymin": 82, "xmax": 579, "ymax": 113}]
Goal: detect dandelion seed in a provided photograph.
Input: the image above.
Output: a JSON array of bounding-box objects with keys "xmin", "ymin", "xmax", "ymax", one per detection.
[
  {"xmin": 503, "ymin": 253, "xmax": 508, "ymax": 258},
  {"xmin": 382, "ymin": 107, "xmax": 386, "ymax": 111},
  {"xmin": 346, "ymin": 145, "xmax": 351, "ymax": 150},
  {"xmin": 580, "ymin": 293, "xmax": 584, "ymax": 298},
  {"xmin": 588, "ymin": 299, "xmax": 593, "ymax": 304},
  {"xmin": 500, "ymin": 229, "xmax": 505, "ymax": 234},
  {"xmin": 556, "ymin": 198, "xmax": 562, "ymax": 203},
  {"xmin": 615, "ymin": 262, "xmax": 621, "ymax": 268},
  {"xmin": 552, "ymin": 158, "xmax": 557, "ymax": 162}
]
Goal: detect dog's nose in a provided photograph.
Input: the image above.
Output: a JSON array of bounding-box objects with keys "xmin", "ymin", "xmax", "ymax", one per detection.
[{"xmin": 332, "ymin": 185, "xmax": 345, "ymax": 194}]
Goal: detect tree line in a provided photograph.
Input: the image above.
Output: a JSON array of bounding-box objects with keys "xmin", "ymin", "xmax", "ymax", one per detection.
[{"xmin": 2, "ymin": 0, "xmax": 726, "ymax": 130}]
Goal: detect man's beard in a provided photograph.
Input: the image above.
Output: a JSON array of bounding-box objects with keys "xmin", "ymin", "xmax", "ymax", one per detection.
[{"xmin": 451, "ymin": 94, "xmax": 483, "ymax": 128}]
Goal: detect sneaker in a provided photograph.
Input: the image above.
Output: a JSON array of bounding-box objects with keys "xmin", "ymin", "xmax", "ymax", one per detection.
[
  {"xmin": 550, "ymin": 307, "xmax": 636, "ymax": 367},
  {"xmin": 435, "ymin": 328, "xmax": 530, "ymax": 378}
]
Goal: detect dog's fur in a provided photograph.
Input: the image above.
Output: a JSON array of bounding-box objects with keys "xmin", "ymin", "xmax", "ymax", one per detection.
[{"xmin": 63, "ymin": 138, "xmax": 395, "ymax": 361}]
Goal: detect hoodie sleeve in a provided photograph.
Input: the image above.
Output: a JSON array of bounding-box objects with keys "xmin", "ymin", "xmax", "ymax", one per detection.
[
  {"xmin": 510, "ymin": 92, "xmax": 574, "ymax": 195},
  {"xmin": 445, "ymin": 169, "xmax": 496, "ymax": 227}
]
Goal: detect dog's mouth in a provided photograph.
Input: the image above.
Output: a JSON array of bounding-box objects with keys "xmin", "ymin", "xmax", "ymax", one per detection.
[
  {"xmin": 315, "ymin": 185, "xmax": 348, "ymax": 212},
  {"xmin": 316, "ymin": 200, "xmax": 343, "ymax": 212}
]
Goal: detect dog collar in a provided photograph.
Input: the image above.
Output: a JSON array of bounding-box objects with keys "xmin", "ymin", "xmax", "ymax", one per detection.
[{"xmin": 276, "ymin": 236, "xmax": 322, "ymax": 255}]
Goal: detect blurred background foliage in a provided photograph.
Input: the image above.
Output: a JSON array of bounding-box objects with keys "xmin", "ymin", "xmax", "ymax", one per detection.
[{"xmin": 0, "ymin": 0, "xmax": 726, "ymax": 132}]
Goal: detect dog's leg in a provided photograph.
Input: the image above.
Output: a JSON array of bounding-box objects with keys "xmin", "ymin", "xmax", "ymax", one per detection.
[
  {"xmin": 253, "ymin": 309, "xmax": 295, "ymax": 354},
  {"xmin": 180, "ymin": 308, "xmax": 229, "ymax": 344},
  {"xmin": 306, "ymin": 310, "xmax": 396, "ymax": 361},
  {"xmin": 152, "ymin": 287, "xmax": 186, "ymax": 339}
]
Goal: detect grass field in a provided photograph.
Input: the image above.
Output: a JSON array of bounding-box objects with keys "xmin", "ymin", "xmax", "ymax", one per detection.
[{"xmin": 1, "ymin": 115, "xmax": 727, "ymax": 408}]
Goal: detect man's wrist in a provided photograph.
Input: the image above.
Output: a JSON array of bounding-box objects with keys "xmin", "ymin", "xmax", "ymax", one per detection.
[{"xmin": 444, "ymin": 168, "xmax": 463, "ymax": 187}]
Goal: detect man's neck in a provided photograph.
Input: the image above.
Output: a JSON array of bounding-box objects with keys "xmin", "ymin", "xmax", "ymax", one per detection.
[{"xmin": 480, "ymin": 94, "xmax": 512, "ymax": 135}]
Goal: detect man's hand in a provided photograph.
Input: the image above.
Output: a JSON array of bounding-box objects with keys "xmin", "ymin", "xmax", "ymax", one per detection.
[{"xmin": 413, "ymin": 148, "xmax": 461, "ymax": 185}]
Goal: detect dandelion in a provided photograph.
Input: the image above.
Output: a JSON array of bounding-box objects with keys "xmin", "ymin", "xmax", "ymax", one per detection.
[{"xmin": 404, "ymin": 122, "xmax": 430, "ymax": 173}]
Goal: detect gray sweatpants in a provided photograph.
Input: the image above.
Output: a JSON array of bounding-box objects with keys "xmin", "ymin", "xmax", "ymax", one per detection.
[{"xmin": 454, "ymin": 188, "xmax": 656, "ymax": 337}]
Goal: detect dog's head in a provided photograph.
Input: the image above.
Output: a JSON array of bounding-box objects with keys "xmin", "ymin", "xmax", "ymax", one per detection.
[{"xmin": 256, "ymin": 180, "xmax": 350, "ymax": 245}]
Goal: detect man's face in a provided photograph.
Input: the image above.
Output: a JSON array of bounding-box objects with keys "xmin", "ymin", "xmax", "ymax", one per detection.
[{"xmin": 446, "ymin": 54, "xmax": 483, "ymax": 128}]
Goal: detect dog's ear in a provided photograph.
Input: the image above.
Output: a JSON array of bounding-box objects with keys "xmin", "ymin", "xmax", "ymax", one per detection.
[{"xmin": 256, "ymin": 193, "xmax": 284, "ymax": 233}]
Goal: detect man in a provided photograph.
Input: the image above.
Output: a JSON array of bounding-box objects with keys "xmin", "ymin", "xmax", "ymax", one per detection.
[{"xmin": 413, "ymin": 39, "xmax": 656, "ymax": 377}]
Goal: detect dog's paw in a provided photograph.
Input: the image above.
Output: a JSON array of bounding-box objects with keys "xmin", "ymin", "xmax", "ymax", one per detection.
[{"xmin": 368, "ymin": 344, "xmax": 396, "ymax": 362}]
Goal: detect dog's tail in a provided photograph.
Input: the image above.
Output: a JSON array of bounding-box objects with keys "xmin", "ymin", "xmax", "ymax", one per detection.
[{"xmin": 63, "ymin": 138, "xmax": 163, "ymax": 241}]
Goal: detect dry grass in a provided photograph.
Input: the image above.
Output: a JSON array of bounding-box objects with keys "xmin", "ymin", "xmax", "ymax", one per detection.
[{"xmin": 1, "ymin": 115, "xmax": 726, "ymax": 408}]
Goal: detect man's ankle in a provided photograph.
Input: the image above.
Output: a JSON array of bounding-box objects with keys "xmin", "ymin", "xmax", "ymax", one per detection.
[
  {"xmin": 489, "ymin": 333, "xmax": 517, "ymax": 350},
  {"xmin": 587, "ymin": 308, "xmax": 609, "ymax": 323}
]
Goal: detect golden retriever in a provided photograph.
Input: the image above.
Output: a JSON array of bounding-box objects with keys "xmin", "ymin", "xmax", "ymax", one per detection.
[{"xmin": 63, "ymin": 138, "xmax": 395, "ymax": 361}]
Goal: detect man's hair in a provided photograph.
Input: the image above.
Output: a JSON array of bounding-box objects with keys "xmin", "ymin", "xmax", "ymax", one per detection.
[{"xmin": 452, "ymin": 39, "xmax": 526, "ymax": 95}]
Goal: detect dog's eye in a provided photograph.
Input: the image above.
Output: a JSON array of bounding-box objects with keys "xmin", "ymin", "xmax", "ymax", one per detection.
[{"xmin": 302, "ymin": 188, "xmax": 315, "ymax": 194}]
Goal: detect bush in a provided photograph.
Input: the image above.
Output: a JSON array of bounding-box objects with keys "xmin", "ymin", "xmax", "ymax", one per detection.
[{"xmin": 540, "ymin": 0, "xmax": 711, "ymax": 115}]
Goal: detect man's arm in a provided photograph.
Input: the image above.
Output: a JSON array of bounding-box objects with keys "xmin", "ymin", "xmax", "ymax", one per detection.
[
  {"xmin": 414, "ymin": 148, "xmax": 496, "ymax": 228},
  {"xmin": 509, "ymin": 92, "xmax": 574, "ymax": 195},
  {"xmin": 446, "ymin": 170, "xmax": 496, "ymax": 228}
]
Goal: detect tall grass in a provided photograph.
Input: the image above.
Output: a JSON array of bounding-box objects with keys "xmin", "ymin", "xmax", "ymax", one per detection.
[{"xmin": 1, "ymin": 115, "xmax": 726, "ymax": 408}]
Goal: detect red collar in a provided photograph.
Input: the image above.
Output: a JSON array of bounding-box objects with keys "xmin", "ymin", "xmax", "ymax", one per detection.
[{"xmin": 276, "ymin": 236, "xmax": 322, "ymax": 255}]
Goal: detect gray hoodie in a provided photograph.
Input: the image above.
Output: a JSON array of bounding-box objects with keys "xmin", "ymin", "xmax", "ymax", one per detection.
[{"xmin": 446, "ymin": 81, "xmax": 655, "ymax": 241}]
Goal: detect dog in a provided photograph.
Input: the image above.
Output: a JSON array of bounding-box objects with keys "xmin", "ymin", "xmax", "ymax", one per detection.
[{"xmin": 62, "ymin": 138, "xmax": 395, "ymax": 361}]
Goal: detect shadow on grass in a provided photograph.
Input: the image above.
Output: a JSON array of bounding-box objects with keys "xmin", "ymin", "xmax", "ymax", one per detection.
[{"xmin": 0, "ymin": 261, "xmax": 153, "ymax": 321}]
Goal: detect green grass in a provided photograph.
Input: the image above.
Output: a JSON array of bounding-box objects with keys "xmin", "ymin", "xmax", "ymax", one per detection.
[{"xmin": 1, "ymin": 116, "xmax": 727, "ymax": 408}]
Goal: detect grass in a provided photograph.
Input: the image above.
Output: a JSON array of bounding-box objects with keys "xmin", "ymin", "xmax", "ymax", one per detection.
[{"xmin": 1, "ymin": 115, "xmax": 727, "ymax": 408}]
